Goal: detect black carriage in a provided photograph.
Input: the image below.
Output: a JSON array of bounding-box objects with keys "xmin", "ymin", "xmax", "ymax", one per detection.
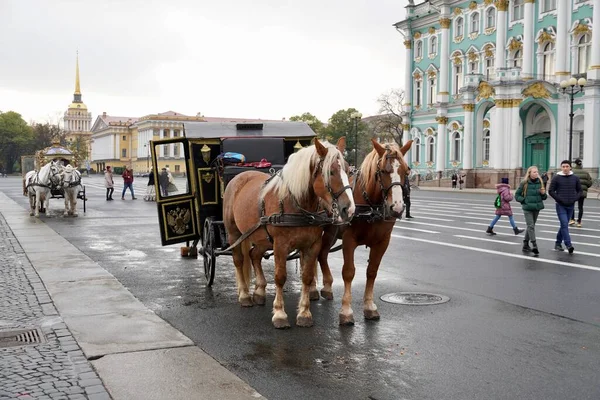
[{"xmin": 151, "ymin": 121, "xmax": 316, "ymax": 286}]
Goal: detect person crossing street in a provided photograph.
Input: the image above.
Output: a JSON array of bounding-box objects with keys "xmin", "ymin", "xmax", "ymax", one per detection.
[{"xmin": 548, "ymin": 160, "xmax": 582, "ymax": 254}]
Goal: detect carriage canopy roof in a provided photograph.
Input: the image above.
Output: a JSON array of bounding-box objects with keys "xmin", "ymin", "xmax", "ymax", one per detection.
[{"xmin": 180, "ymin": 121, "xmax": 316, "ymax": 139}]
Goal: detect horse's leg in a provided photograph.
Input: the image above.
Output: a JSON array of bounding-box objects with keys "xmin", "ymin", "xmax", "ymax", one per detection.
[
  {"xmin": 232, "ymin": 241, "xmax": 253, "ymax": 307},
  {"xmin": 339, "ymin": 237, "xmax": 358, "ymax": 326},
  {"xmin": 315, "ymin": 227, "xmax": 337, "ymax": 300},
  {"xmin": 297, "ymin": 241, "xmax": 320, "ymax": 327},
  {"xmin": 250, "ymin": 244, "xmax": 268, "ymax": 306},
  {"xmin": 71, "ymin": 193, "xmax": 78, "ymax": 217},
  {"xmin": 363, "ymin": 238, "xmax": 390, "ymax": 320},
  {"xmin": 64, "ymin": 194, "xmax": 69, "ymax": 217},
  {"xmin": 272, "ymin": 243, "xmax": 290, "ymax": 329},
  {"xmin": 34, "ymin": 190, "xmax": 41, "ymax": 217},
  {"xmin": 28, "ymin": 192, "xmax": 35, "ymax": 216}
]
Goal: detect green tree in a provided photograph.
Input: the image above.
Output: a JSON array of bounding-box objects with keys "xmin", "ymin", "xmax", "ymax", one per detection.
[
  {"xmin": 29, "ymin": 123, "xmax": 64, "ymax": 154},
  {"xmin": 289, "ymin": 112, "xmax": 325, "ymax": 137},
  {"xmin": 0, "ymin": 111, "xmax": 34, "ymax": 174},
  {"xmin": 322, "ymin": 108, "xmax": 367, "ymax": 166},
  {"xmin": 66, "ymin": 136, "xmax": 90, "ymax": 167}
]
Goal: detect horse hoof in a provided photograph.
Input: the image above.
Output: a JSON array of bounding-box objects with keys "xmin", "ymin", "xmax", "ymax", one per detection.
[
  {"xmin": 240, "ymin": 297, "xmax": 253, "ymax": 307},
  {"xmin": 252, "ymin": 293, "xmax": 266, "ymax": 306},
  {"xmin": 320, "ymin": 289, "xmax": 334, "ymax": 300},
  {"xmin": 273, "ymin": 318, "xmax": 291, "ymax": 329},
  {"xmin": 339, "ymin": 314, "xmax": 355, "ymax": 326},
  {"xmin": 296, "ymin": 315, "xmax": 314, "ymax": 327},
  {"xmin": 29, "ymin": 212, "xmax": 34, "ymax": 216},
  {"xmin": 309, "ymin": 289, "xmax": 320, "ymax": 301},
  {"xmin": 364, "ymin": 310, "xmax": 381, "ymax": 320}
]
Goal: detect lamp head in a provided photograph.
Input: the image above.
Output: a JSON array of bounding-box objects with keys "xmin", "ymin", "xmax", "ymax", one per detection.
[
  {"xmin": 568, "ymin": 77, "xmax": 578, "ymax": 86},
  {"xmin": 560, "ymin": 80, "xmax": 568, "ymax": 88},
  {"xmin": 577, "ymin": 78, "xmax": 587, "ymax": 87}
]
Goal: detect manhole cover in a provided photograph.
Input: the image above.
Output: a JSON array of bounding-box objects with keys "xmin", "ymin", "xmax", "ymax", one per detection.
[
  {"xmin": 380, "ymin": 292, "xmax": 450, "ymax": 306},
  {"xmin": 0, "ymin": 328, "xmax": 46, "ymax": 348}
]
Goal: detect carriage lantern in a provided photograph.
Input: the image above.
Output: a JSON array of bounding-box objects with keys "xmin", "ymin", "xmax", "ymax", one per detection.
[
  {"xmin": 201, "ymin": 144, "xmax": 211, "ymax": 165},
  {"xmin": 293, "ymin": 140, "xmax": 303, "ymax": 153}
]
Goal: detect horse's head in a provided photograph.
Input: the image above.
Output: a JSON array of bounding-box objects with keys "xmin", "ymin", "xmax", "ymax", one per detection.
[
  {"xmin": 61, "ymin": 165, "xmax": 79, "ymax": 188},
  {"xmin": 46, "ymin": 161, "xmax": 63, "ymax": 187},
  {"xmin": 363, "ymin": 139, "xmax": 413, "ymax": 219},
  {"xmin": 311, "ymin": 138, "xmax": 355, "ymax": 222}
]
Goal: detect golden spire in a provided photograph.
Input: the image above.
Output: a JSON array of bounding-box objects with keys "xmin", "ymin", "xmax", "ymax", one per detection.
[{"xmin": 74, "ymin": 51, "xmax": 81, "ymax": 95}]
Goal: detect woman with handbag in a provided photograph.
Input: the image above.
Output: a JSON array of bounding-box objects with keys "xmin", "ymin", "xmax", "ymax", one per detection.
[{"xmin": 515, "ymin": 166, "xmax": 547, "ymax": 255}]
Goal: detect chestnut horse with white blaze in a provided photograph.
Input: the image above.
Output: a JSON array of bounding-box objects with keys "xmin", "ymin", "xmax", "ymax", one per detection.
[
  {"xmin": 312, "ymin": 139, "xmax": 413, "ymax": 325},
  {"xmin": 222, "ymin": 138, "xmax": 355, "ymax": 329}
]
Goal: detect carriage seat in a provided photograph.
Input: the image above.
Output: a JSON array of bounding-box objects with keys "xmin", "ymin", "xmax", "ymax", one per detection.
[{"xmin": 221, "ymin": 138, "xmax": 286, "ymax": 184}]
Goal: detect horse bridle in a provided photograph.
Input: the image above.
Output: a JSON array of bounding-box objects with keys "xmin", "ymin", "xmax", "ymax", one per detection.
[
  {"xmin": 63, "ymin": 169, "xmax": 81, "ymax": 188},
  {"xmin": 359, "ymin": 147, "xmax": 404, "ymax": 220},
  {"xmin": 313, "ymin": 155, "xmax": 352, "ymax": 220}
]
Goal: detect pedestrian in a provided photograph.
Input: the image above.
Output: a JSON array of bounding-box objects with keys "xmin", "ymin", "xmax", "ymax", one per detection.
[
  {"xmin": 568, "ymin": 159, "xmax": 592, "ymax": 228},
  {"xmin": 121, "ymin": 166, "xmax": 137, "ymax": 200},
  {"xmin": 159, "ymin": 167, "xmax": 169, "ymax": 197},
  {"xmin": 515, "ymin": 166, "xmax": 547, "ymax": 255},
  {"xmin": 459, "ymin": 173, "xmax": 466, "ymax": 190},
  {"xmin": 541, "ymin": 171, "xmax": 549, "ymax": 186},
  {"xmin": 403, "ymin": 167, "xmax": 413, "ymax": 219},
  {"xmin": 104, "ymin": 166, "xmax": 114, "ymax": 201},
  {"xmin": 451, "ymin": 173, "xmax": 458, "ymax": 189},
  {"xmin": 548, "ymin": 160, "xmax": 582, "ymax": 253},
  {"xmin": 485, "ymin": 178, "xmax": 524, "ymax": 236},
  {"xmin": 144, "ymin": 168, "xmax": 155, "ymax": 202}
]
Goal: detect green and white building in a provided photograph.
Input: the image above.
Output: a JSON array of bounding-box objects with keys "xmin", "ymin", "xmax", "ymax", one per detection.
[{"xmin": 394, "ymin": 0, "xmax": 598, "ymax": 187}]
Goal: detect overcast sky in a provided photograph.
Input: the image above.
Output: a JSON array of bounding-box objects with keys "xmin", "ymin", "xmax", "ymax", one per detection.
[{"xmin": 0, "ymin": 0, "xmax": 410, "ymax": 125}]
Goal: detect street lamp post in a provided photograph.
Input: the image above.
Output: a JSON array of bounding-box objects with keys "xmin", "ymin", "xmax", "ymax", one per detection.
[
  {"xmin": 350, "ymin": 111, "xmax": 362, "ymax": 167},
  {"xmin": 144, "ymin": 142, "xmax": 150, "ymax": 172},
  {"xmin": 560, "ymin": 77, "xmax": 586, "ymax": 162}
]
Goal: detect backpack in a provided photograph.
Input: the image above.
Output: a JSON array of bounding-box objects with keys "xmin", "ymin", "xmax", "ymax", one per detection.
[{"xmin": 494, "ymin": 194, "xmax": 501, "ymax": 209}]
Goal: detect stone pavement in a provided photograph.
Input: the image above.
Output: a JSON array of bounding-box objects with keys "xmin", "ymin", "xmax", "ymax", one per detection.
[
  {"xmin": 0, "ymin": 214, "xmax": 110, "ymax": 400},
  {"xmin": 0, "ymin": 192, "xmax": 265, "ymax": 400}
]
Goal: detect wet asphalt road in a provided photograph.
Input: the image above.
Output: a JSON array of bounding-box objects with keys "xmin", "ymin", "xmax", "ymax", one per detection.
[{"xmin": 2, "ymin": 175, "xmax": 600, "ymax": 400}]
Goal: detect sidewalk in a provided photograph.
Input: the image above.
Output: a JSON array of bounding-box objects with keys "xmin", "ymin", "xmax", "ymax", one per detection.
[{"xmin": 0, "ymin": 192, "xmax": 265, "ymax": 400}]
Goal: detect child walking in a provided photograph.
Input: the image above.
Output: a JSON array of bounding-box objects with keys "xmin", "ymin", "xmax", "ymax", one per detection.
[
  {"xmin": 515, "ymin": 166, "xmax": 547, "ymax": 255},
  {"xmin": 486, "ymin": 178, "xmax": 524, "ymax": 236}
]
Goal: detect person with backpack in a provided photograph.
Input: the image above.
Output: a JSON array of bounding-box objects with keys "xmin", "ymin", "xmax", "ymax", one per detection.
[
  {"xmin": 515, "ymin": 166, "xmax": 547, "ymax": 255},
  {"xmin": 486, "ymin": 177, "xmax": 524, "ymax": 236},
  {"xmin": 568, "ymin": 159, "xmax": 592, "ymax": 228}
]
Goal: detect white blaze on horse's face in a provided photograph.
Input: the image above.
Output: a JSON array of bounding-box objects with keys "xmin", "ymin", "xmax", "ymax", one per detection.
[
  {"xmin": 338, "ymin": 159, "xmax": 355, "ymax": 218},
  {"xmin": 389, "ymin": 159, "xmax": 404, "ymax": 215}
]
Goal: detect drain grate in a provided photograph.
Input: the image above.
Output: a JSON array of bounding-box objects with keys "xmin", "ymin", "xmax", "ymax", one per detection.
[
  {"xmin": 0, "ymin": 328, "xmax": 46, "ymax": 348},
  {"xmin": 380, "ymin": 292, "xmax": 450, "ymax": 306}
]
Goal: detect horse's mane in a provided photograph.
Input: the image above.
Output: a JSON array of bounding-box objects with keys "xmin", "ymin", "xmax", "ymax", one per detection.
[
  {"xmin": 262, "ymin": 141, "xmax": 341, "ymax": 202},
  {"xmin": 359, "ymin": 142, "xmax": 403, "ymax": 196}
]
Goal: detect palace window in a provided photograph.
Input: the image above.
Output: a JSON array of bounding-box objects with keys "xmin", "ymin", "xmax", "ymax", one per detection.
[
  {"xmin": 486, "ymin": 8, "xmax": 496, "ymax": 29},
  {"xmin": 455, "ymin": 17, "xmax": 464, "ymax": 38},
  {"xmin": 512, "ymin": 0, "xmax": 524, "ymax": 21},
  {"xmin": 452, "ymin": 132, "xmax": 461, "ymax": 162},
  {"xmin": 486, "ymin": 57, "xmax": 495, "ymax": 80},
  {"xmin": 413, "ymin": 137, "xmax": 421, "ymax": 163},
  {"xmin": 471, "ymin": 12, "xmax": 480, "ymax": 33},
  {"xmin": 121, "ymin": 149, "xmax": 127, "ymax": 158},
  {"xmin": 513, "ymin": 49, "xmax": 523, "ymax": 68},
  {"xmin": 416, "ymin": 41, "xmax": 423, "ymax": 58},
  {"xmin": 453, "ymin": 63, "xmax": 463, "ymax": 95},
  {"xmin": 469, "ymin": 59, "xmax": 479, "ymax": 74},
  {"xmin": 483, "ymin": 129, "xmax": 490, "ymax": 161},
  {"xmin": 577, "ymin": 34, "xmax": 591, "ymax": 74},
  {"xmin": 430, "ymin": 36, "xmax": 437, "ymax": 55},
  {"xmin": 415, "ymin": 80, "xmax": 422, "ymax": 107},
  {"xmin": 122, "ymin": 135, "xmax": 126, "ymax": 141},
  {"xmin": 542, "ymin": 42, "xmax": 555, "ymax": 80},
  {"xmin": 429, "ymin": 77, "xmax": 437, "ymax": 105},
  {"xmin": 427, "ymin": 136, "xmax": 435, "ymax": 163},
  {"xmin": 542, "ymin": 0, "xmax": 556, "ymax": 12}
]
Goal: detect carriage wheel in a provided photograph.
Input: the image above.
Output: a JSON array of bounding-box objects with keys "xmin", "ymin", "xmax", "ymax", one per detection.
[{"xmin": 201, "ymin": 218, "xmax": 216, "ymax": 287}]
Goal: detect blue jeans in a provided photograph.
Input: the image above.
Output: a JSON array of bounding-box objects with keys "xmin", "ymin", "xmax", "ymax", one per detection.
[
  {"xmin": 489, "ymin": 214, "xmax": 517, "ymax": 229},
  {"xmin": 122, "ymin": 182, "xmax": 135, "ymax": 198},
  {"xmin": 555, "ymin": 203, "xmax": 574, "ymax": 246}
]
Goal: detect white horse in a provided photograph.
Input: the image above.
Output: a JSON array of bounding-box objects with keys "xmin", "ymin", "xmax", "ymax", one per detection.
[
  {"xmin": 61, "ymin": 164, "xmax": 82, "ymax": 217},
  {"xmin": 23, "ymin": 161, "xmax": 63, "ymax": 217}
]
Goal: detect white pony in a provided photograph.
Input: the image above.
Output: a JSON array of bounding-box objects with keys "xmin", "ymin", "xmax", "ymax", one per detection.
[
  {"xmin": 61, "ymin": 164, "xmax": 82, "ymax": 217},
  {"xmin": 23, "ymin": 161, "xmax": 63, "ymax": 217}
]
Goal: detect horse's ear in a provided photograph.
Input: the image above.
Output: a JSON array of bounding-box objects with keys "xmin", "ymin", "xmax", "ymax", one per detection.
[
  {"xmin": 400, "ymin": 140, "xmax": 413, "ymax": 156},
  {"xmin": 336, "ymin": 136, "xmax": 346, "ymax": 154},
  {"xmin": 315, "ymin": 138, "xmax": 328, "ymax": 158},
  {"xmin": 372, "ymin": 138, "xmax": 386, "ymax": 157}
]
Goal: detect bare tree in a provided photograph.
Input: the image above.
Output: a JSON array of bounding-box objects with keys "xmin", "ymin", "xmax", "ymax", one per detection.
[{"xmin": 375, "ymin": 89, "xmax": 405, "ymax": 146}]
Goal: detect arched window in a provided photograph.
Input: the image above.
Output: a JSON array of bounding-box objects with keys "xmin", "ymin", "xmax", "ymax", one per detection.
[
  {"xmin": 456, "ymin": 17, "xmax": 464, "ymax": 38},
  {"xmin": 428, "ymin": 76, "xmax": 437, "ymax": 105},
  {"xmin": 512, "ymin": 0, "xmax": 524, "ymax": 21},
  {"xmin": 513, "ymin": 49, "xmax": 522, "ymax": 68},
  {"xmin": 469, "ymin": 58, "xmax": 479, "ymax": 74},
  {"xmin": 471, "ymin": 13, "xmax": 480, "ymax": 33},
  {"xmin": 483, "ymin": 129, "xmax": 490, "ymax": 161},
  {"xmin": 577, "ymin": 34, "xmax": 591, "ymax": 74},
  {"xmin": 427, "ymin": 136, "xmax": 435, "ymax": 162},
  {"xmin": 452, "ymin": 132, "xmax": 461, "ymax": 161},
  {"xmin": 413, "ymin": 137, "xmax": 421, "ymax": 163},
  {"xmin": 542, "ymin": 42, "xmax": 555, "ymax": 80},
  {"xmin": 453, "ymin": 62, "xmax": 463, "ymax": 95},
  {"xmin": 486, "ymin": 57, "xmax": 495, "ymax": 80},
  {"xmin": 415, "ymin": 79, "xmax": 422, "ymax": 107},
  {"xmin": 430, "ymin": 36, "xmax": 437, "ymax": 54},
  {"xmin": 416, "ymin": 41, "xmax": 423, "ymax": 58},
  {"xmin": 486, "ymin": 8, "xmax": 496, "ymax": 29}
]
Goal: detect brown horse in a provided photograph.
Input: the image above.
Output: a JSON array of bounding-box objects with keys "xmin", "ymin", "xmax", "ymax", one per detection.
[
  {"xmin": 222, "ymin": 138, "xmax": 356, "ymax": 329},
  {"xmin": 312, "ymin": 139, "xmax": 413, "ymax": 325}
]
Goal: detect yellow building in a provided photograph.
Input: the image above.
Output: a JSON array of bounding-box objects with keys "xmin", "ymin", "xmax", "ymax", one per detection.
[{"xmin": 63, "ymin": 53, "xmax": 92, "ymax": 168}]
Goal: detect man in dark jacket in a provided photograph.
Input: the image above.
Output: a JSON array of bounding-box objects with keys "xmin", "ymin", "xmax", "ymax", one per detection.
[
  {"xmin": 403, "ymin": 168, "xmax": 412, "ymax": 219},
  {"xmin": 569, "ymin": 159, "xmax": 592, "ymax": 227},
  {"xmin": 548, "ymin": 160, "xmax": 582, "ymax": 254}
]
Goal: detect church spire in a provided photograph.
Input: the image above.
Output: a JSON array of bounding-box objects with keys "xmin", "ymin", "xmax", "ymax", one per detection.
[{"xmin": 74, "ymin": 51, "xmax": 81, "ymax": 95}]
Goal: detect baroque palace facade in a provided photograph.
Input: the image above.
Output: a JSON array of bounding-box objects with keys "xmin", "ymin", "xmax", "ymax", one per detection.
[{"xmin": 395, "ymin": 0, "xmax": 598, "ymax": 187}]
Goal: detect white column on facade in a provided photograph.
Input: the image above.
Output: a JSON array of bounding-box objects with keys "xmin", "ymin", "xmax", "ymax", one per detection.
[
  {"xmin": 555, "ymin": 0, "xmax": 569, "ymax": 80},
  {"xmin": 159, "ymin": 128, "xmax": 164, "ymax": 158},
  {"xmin": 522, "ymin": 0, "xmax": 535, "ymax": 79},
  {"xmin": 404, "ymin": 39, "xmax": 413, "ymax": 113},
  {"xmin": 495, "ymin": 0, "xmax": 508, "ymax": 70},
  {"xmin": 590, "ymin": 3, "xmax": 600, "ymax": 77},
  {"xmin": 490, "ymin": 105, "xmax": 505, "ymax": 168},
  {"xmin": 438, "ymin": 16, "xmax": 451, "ymax": 103},
  {"xmin": 510, "ymin": 100, "xmax": 522, "ymax": 169},
  {"xmin": 583, "ymin": 83, "xmax": 600, "ymax": 168},
  {"xmin": 435, "ymin": 116, "xmax": 448, "ymax": 172},
  {"xmin": 169, "ymin": 128, "xmax": 174, "ymax": 157},
  {"xmin": 462, "ymin": 104, "xmax": 474, "ymax": 170}
]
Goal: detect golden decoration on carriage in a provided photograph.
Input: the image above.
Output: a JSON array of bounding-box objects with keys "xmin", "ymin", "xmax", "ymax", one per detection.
[
  {"xmin": 167, "ymin": 207, "xmax": 192, "ymax": 235},
  {"xmin": 201, "ymin": 172, "xmax": 214, "ymax": 183}
]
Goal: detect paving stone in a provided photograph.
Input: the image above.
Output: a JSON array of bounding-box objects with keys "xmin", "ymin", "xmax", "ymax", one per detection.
[
  {"xmin": 87, "ymin": 392, "xmax": 112, "ymax": 400},
  {"xmin": 84, "ymin": 385, "xmax": 108, "ymax": 395}
]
